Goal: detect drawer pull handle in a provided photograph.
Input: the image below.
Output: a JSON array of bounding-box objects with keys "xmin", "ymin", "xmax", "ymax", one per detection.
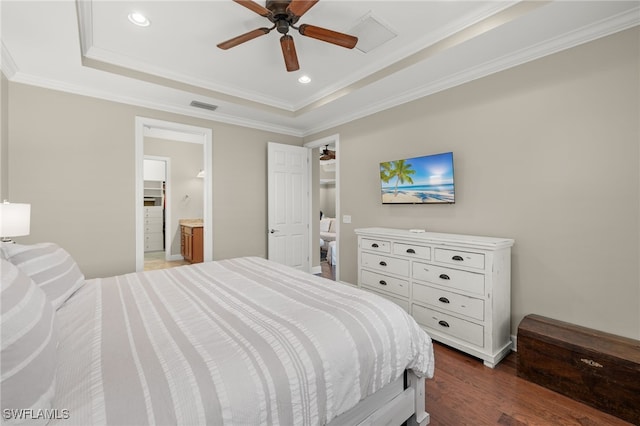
[
  {"xmin": 371, "ymin": 243, "xmax": 379, "ymax": 248},
  {"xmin": 439, "ymin": 274, "xmax": 450, "ymax": 280},
  {"xmin": 379, "ymin": 261, "xmax": 387, "ymax": 266},
  {"xmin": 580, "ymin": 358, "xmax": 603, "ymax": 368},
  {"xmin": 379, "ymin": 280, "xmax": 387, "ymax": 286},
  {"xmin": 406, "ymin": 248, "xmax": 416, "ymax": 254},
  {"xmin": 438, "ymin": 297, "xmax": 450, "ymax": 304},
  {"xmin": 452, "ymin": 255, "xmax": 464, "ymax": 261},
  {"xmin": 438, "ymin": 320, "xmax": 450, "ymax": 328}
]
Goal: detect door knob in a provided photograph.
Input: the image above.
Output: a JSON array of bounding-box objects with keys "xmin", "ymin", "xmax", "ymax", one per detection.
[{"xmin": 269, "ymin": 229, "xmax": 279, "ymax": 234}]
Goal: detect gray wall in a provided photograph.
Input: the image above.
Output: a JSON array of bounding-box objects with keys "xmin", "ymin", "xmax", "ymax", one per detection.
[
  {"xmin": 320, "ymin": 184, "xmax": 336, "ymax": 218},
  {"xmin": 4, "ymin": 28, "xmax": 638, "ymax": 340},
  {"xmin": 144, "ymin": 138, "xmax": 204, "ymax": 256},
  {"xmin": 1, "ymin": 72, "xmax": 8, "ymax": 199},
  {"xmin": 306, "ymin": 28, "xmax": 640, "ymax": 339},
  {"xmin": 6, "ymin": 83, "xmax": 302, "ymax": 278}
]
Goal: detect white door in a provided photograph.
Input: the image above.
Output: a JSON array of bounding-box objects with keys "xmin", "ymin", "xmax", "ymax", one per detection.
[{"xmin": 268, "ymin": 142, "xmax": 309, "ymax": 271}]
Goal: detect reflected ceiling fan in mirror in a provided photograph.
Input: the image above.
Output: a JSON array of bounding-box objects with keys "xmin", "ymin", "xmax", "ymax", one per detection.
[
  {"xmin": 217, "ymin": 0, "xmax": 358, "ymax": 72},
  {"xmin": 320, "ymin": 145, "xmax": 335, "ymax": 161}
]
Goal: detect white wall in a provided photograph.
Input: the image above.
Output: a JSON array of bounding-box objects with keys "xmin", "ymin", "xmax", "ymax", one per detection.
[{"xmin": 143, "ymin": 159, "xmax": 167, "ymax": 182}]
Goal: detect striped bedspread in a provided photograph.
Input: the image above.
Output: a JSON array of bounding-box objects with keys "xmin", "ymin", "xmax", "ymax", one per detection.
[{"xmin": 52, "ymin": 257, "xmax": 434, "ymax": 425}]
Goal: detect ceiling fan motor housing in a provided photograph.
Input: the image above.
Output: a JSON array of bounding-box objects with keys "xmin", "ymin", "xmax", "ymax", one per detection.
[
  {"xmin": 267, "ymin": 0, "xmax": 301, "ymax": 27},
  {"xmin": 276, "ymin": 19, "xmax": 290, "ymax": 34}
]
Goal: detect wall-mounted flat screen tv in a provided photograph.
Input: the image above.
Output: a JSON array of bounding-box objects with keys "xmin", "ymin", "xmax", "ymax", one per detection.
[{"xmin": 380, "ymin": 152, "xmax": 455, "ymax": 204}]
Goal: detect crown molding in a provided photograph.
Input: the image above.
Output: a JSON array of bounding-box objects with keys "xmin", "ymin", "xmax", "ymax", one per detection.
[
  {"xmin": 301, "ymin": 7, "xmax": 640, "ymax": 136},
  {"xmin": 7, "ymin": 71, "xmax": 304, "ymax": 137},
  {"xmin": 0, "ymin": 42, "xmax": 18, "ymax": 79}
]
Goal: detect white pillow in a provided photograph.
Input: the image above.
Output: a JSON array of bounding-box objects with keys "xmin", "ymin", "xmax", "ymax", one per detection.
[
  {"xmin": 328, "ymin": 218, "xmax": 337, "ymax": 233},
  {"xmin": 320, "ymin": 218, "xmax": 332, "ymax": 233},
  {"xmin": 2, "ymin": 243, "xmax": 85, "ymax": 310},
  {"xmin": 0, "ymin": 259, "xmax": 57, "ymax": 424}
]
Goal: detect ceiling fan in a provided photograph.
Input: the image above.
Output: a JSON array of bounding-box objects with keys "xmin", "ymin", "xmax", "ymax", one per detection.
[
  {"xmin": 320, "ymin": 145, "xmax": 336, "ymax": 161},
  {"xmin": 217, "ymin": 0, "xmax": 358, "ymax": 72}
]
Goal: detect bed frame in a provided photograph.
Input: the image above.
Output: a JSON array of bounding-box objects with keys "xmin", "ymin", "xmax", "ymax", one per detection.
[{"xmin": 327, "ymin": 370, "xmax": 429, "ymax": 426}]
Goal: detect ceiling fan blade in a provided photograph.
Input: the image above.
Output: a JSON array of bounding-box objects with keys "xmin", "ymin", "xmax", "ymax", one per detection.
[
  {"xmin": 217, "ymin": 27, "xmax": 271, "ymax": 50},
  {"xmin": 232, "ymin": 0, "xmax": 272, "ymax": 17},
  {"xmin": 298, "ymin": 24, "xmax": 358, "ymax": 49},
  {"xmin": 280, "ymin": 35, "xmax": 300, "ymax": 72},
  {"xmin": 287, "ymin": 0, "xmax": 318, "ymax": 19}
]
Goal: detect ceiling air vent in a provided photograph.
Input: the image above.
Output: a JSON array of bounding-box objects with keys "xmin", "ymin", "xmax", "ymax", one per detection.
[
  {"xmin": 349, "ymin": 13, "xmax": 397, "ymax": 54},
  {"xmin": 190, "ymin": 100, "xmax": 218, "ymax": 112}
]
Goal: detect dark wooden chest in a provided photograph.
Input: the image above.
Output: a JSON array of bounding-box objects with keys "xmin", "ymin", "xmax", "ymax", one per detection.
[{"xmin": 517, "ymin": 314, "xmax": 640, "ymax": 425}]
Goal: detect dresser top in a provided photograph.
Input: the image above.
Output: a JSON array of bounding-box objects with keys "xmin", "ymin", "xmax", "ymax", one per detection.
[
  {"xmin": 355, "ymin": 227, "xmax": 514, "ymax": 250},
  {"xmin": 179, "ymin": 219, "xmax": 203, "ymax": 228}
]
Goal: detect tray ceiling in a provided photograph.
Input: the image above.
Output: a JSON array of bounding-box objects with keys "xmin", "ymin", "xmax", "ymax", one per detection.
[{"xmin": 2, "ymin": 1, "xmax": 638, "ymax": 136}]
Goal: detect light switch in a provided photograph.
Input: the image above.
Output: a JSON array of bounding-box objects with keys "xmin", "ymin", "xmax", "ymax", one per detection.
[{"xmin": 343, "ymin": 215, "xmax": 351, "ymax": 223}]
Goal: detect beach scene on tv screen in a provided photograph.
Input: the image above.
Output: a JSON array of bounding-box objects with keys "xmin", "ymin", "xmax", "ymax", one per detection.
[{"xmin": 380, "ymin": 152, "xmax": 455, "ymax": 203}]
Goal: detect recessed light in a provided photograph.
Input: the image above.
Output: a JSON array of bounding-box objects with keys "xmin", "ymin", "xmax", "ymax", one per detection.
[
  {"xmin": 298, "ymin": 75, "xmax": 311, "ymax": 84},
  {"xmin": 128, "ymin": 12, "xmax": 150, "ymax": 27}
]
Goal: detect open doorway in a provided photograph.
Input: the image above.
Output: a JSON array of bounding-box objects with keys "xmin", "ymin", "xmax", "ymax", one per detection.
[
  {"xmin": 305, "ymin": 134, "xmax": 339, "ymax": 282},
  {"xmin": 319, "ymin": 145, "xmax": 337, "ymax": 280},
  {"xmin": 135, "ymin": 117, "xmax": 213, "ymax": 272},
  {"xmin": 142, "ymin": 156, "xmax": 189, "ymax": 270}
]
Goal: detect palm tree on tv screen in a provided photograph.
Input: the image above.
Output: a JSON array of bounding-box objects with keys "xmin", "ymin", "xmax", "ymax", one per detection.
[
  {"xmin": 381, "ymin": 160, "xmax": 416, "ymax": 196},
  {"xmin": 380, "ymin": 161, "xmax": 393, "ymax": 183}
]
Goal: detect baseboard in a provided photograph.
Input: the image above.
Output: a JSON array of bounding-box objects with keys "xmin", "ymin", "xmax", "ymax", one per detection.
[
  {"xmin": 511, "ymin": 334, "xmax": 517, "ymax": 352},
  {"xmin": 311, "ymin": 265, "xmax": 321, "ymax": 275},
  {"xmin": 167, "ymin": 254, "xmax": 184, "ymax": 261}
]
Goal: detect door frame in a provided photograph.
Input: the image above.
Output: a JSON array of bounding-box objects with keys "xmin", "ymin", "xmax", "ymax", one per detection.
[
  {"xmin": 304, "ymin": 134, "xmax": 340, "ymax": 282},
  {"xmin": 135, "ymin": 117, "xmax": 213, "ymax": 271}
]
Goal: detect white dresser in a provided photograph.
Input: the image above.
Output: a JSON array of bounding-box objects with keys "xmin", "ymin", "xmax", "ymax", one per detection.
[
  {"xmin": 355, "ymin": 227, "xmax": 514, "ymax": 367},
  {"xmin": 144, "ymin": 206, "xmax": 164, "ymax": 252}
]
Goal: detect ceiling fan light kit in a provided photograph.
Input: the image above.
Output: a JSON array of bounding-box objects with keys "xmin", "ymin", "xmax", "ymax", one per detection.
[{"xmin": 217, "ymin": 0, "xmax": 359, "ymax": 72}]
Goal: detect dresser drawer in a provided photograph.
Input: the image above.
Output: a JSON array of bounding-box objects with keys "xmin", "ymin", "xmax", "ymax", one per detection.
[
  {"xmin": 144, "ymin": 232, "xmax": 163, "ymax": 251},
  {"xmin": 361, "ymin": 270, "xmax": 409, "ymax": 298},
  {"xmin": 412, "ymin": 283, "xmax": 484, "ymax": 321},
  {"xmin": 145, "ymin": 241, "xmax": 163, "ymax": 251},
  {"xmin": 365, "ymin": 288, "xmax": 410, "ymax": 313},
  {"xmin": 361, "ymin": 252, "xmax": 409, "ymax": 277},
  {"xmin": 412, "ymin": 304, "xmax": 484, "ymax": 347},
  {"xmin": 145, "ymin": 217, "xmax": 163, "ymax": 226},
  {"xmin": 361, "ymin": 238, "xmax": 391, "ymax": 253},
  {"xmin": 145, "ymin": 232, "xmax": 163, "ymax": 244},
  {"xmin": 145, "ymin": 224, "xmax": 162, "ymax": 233},
  {"xmin": 392, "ymin": 242, "xmax": 431, "ymax": 260},
  {"xmin": 434, "ymin": 248, "xmax": 485, "ymax": 270},
  {"xmin": 413, "ymin": 262, "xmax": 484, "ymax": 296},
  {"xmin": 144, "ymin": 207, "xmax": 163, "ymax": 218}
]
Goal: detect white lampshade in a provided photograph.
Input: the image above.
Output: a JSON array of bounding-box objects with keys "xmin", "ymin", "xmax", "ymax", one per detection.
[{"xmin": 0, "ymin": 202, "xmax": 31, "ymax": 238}]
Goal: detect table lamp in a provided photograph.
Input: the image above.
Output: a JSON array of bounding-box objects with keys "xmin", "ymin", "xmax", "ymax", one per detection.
[{"xmin": 0, "ymin": 201, "xmax": 31, "ymax": 243}]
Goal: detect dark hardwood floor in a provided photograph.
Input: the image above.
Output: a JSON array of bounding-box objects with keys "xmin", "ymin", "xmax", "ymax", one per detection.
[
  {"xmin": 425, "ymin": 342, "xmax": 633, "ymax": 426},
  {"xmin": 319, "ymin": 259, "xmax": 336, "ymax": 281}
]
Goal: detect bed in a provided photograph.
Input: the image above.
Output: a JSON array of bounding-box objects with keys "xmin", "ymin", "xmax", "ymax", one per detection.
[{"xmin": 1, "ymin": 243, "xmax": 434, "ymax": 426}]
